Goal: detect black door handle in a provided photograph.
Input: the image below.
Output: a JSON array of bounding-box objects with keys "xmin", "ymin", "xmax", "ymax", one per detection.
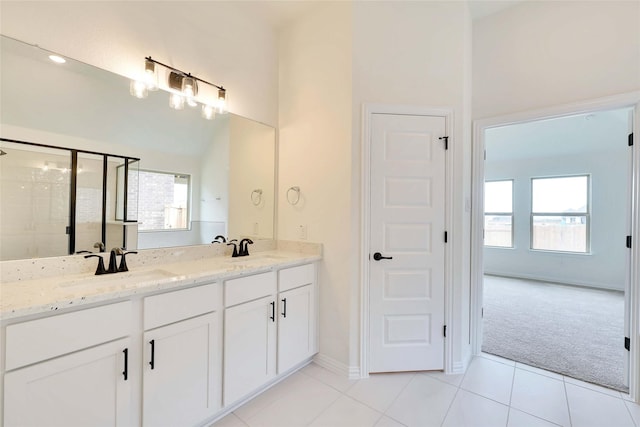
[
  {"xmin": 373, "ymin": 252, "xmax": 393, "ymax": 261},
  {"xmin": 149, "ymin": 340, "xmax": 155, "ymax": 370}
]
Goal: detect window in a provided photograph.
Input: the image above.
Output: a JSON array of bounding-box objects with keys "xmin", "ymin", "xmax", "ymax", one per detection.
[
  {"xmin": 137, "ymin": 170, "xmax": 190, "ymax": 231},
  {"xmin": 484, "ymin": 180, "xmax": 513, "ymax": 248},
  {"xmin": 531, "ymin": 175, "xmax": 589, "ymax": 253}
]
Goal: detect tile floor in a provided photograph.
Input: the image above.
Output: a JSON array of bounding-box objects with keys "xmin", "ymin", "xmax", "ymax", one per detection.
[{"xmin": 212, "ymin": 353, "xmax": 640, "ymax": 427}]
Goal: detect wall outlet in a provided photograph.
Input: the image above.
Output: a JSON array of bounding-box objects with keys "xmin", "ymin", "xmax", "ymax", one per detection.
[{"xmin": 298, "ymin": 224, "xmax": 308, "ymax": 240}]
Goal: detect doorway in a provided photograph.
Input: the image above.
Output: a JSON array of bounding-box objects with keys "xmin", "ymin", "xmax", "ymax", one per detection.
[{"xmin": 471, "ymin": 95, "xmax": 640, "ymax": 400}]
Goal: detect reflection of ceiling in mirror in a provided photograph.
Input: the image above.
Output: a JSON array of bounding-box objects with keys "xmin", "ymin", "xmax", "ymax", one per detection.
[{"xmin": 0, "ymin": 36, "xmax": 226, "ymax": 157}]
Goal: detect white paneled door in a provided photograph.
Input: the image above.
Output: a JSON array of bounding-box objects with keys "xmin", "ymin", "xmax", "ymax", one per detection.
[{"xmin": 369, "ymin": 113, "xmax": 447, "ymax": 373}]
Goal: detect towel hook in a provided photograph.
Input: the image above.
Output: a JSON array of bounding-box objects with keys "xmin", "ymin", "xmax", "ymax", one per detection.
[
  {"xmin": 251, "ymin": 189, "xmax": 263, "ymax": 206},
  {"xmin": 287, "ymin": 186, "xmax": 301, "ymax": 205}
]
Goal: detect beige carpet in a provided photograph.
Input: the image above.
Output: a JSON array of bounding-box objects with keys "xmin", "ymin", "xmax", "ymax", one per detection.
[{"xmin": 481, "ymin": 275, "xmax": 627, "ymax": 392}]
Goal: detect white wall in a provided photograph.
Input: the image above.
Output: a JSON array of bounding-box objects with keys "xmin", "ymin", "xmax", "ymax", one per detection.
[
  {"xmin": 278, "ymin": 1, "xmax": 354, "ymax": 369},
  {"xmin": 484, "ymin": 112, "xmax": 631, "ymax": 290},
  {"xmin": 279, "ymin": 1, "xmax": 473, "ymax": 371},
  {"xmin": 0, "ymin": 1, "xmax": 279, "ymax": 126},
  {"xmin": 473, "ymin": 0, "xmax": 640, "ymax": 119}
]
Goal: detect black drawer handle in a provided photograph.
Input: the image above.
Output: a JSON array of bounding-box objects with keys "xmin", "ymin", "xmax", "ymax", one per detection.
[
  {"xmin": 149, "ymin": 340, "xmax": 155, "ymax": 370},
  {"xmin": 270, "ymin": 301, "xmax": 275, "ymax": 322},
  {"xmin": 122, "ymin": 348, "xmax": 128, "ymax": 381},
  {"xmin": 281, "ymin": 298, "xmax": 287, "ymax": 318}
]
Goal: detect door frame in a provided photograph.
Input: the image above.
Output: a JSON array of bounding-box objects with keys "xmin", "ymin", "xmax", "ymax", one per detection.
[
  {"xmin": 470, "ymin": 91, "xmax": 640, "ymax": 401},
  {"xmin": 360, "ymin": 104, "xmax": 454, "ymax": 378}
]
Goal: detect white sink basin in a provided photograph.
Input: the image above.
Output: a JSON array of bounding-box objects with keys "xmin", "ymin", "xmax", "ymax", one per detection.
[{"xmin": 58, "ymin": 269, "xmax": 175, "ymax": 288}]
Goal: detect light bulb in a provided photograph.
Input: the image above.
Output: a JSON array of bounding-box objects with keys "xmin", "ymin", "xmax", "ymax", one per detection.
[
  {"xmin": 48, "ymin": 55, "xmax": 66, "ymax": 64},
  {"xmin": 201, "ymin": 104, "xmax": 215, "ymax": 120},
  {"xmin": 144, "ymin": 59, "xmax": 159, "ymax": 91},
  {"xmin": 181, "ymin": 76, "xmax": 198, "ymax": 107},
  {"xmin": 216, "ymin": 89, "xmax": 227, "ymax": 114},
  {"xmin": 43, "ymin": 162, "xmax": 49, "ymax": 171},
  {"xmin": 130, "ymin": 80, "xmax": 148, "ymax": 99},
  {"xmin": 169, "ymin": 92, "xmax": 185, "ymax": 110}
]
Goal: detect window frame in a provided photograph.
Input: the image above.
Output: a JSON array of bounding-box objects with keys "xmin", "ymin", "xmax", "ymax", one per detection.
[
  {"xmin": 136, "ymin": 169, "xmax": 192, "ymax": 233},
  {"xmin": 530, "ymin": 174, "xmax": 590, "ymax": 254},
  {"xmin": 483, "ymin": 179, "xmax": 514, "ymax": 248}
]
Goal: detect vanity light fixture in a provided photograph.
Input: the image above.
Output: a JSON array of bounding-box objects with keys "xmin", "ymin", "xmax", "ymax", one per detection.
[{"xmin": 131, "ymin": 56, "xmax": 228, "ymax": 117}]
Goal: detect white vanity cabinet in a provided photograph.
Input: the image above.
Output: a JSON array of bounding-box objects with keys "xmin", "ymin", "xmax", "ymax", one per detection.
[
  {"xmin": 142, "ymin": 283, "xmax": 222, "ymax": 427},
  {"xmin": 223, "ymin": 271, "xmax": 278, "ymax": 405},
  {"xmin": 223, "ymin": 263, "xmax": 317, "ymax": 406},
  {"xmin": 277, "ymin": 264, "xmax": 317, "ymax": 373},
  {"xmin": 3, "ymin": 302, "xmax": 133, "ymax": 427}
]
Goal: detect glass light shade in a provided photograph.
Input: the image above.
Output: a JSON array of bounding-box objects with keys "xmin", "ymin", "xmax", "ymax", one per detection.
[
  {"xmin": 144, "ymin": 59, "xmax": 159, "ymax": 91},
  {"xmin": 182, "ymin": 76, "xmax": 198, "ymax": 107},
  {"xmin": 169, "ymin": 92, "xmax": 185, "ymax": 110},
  {"xmin": 201, "ymin": 104, "xmax": 215, "ymax": 120},
  {"xmin": 129, "ymin": 80, "xmax": 148, "ymax": 99},
  {"xmin": 216, "ymin": 89, "xmax": 227, "ymax": 114}
]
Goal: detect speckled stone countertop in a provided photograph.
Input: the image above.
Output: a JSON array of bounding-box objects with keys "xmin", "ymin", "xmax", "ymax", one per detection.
[{"xmin": 0, "ymin": 240, "xmax": 321, "ymax": 321}]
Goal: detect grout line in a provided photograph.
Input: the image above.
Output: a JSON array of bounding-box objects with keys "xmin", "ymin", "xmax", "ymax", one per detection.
[
  {"xmin": 623, "ymin": 400, "xmax": 639, "ymax": 427},
  {"xmin": 439, "ymin": 385, "xmax": 462, "ymax": 427},
  {"xmin": 563, "ymin": 380, "xmax": 574, "ymax": 427}
]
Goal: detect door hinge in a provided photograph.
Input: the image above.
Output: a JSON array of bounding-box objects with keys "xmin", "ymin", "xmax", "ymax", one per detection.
[
  {"xmin": 625, "ymin": 336, "xmax": 630, "ymax": 351},
  {"xmin": 444, "ymin": 231, "xmax": 448, "ymax": 243},
  {"xmin": 443, "ymin": 325, "xmax": 447, "ymax": 338},
  {"xmin": 627, "ymin": 235, "xmax": 632, "ymax": 249},
  {"xmin": 439, "ymin": 136, "xmax": 449, "ymax": 150},
  {"xmin": 629, "ymin": 133, "xmax": 634, "ymax": 147}
]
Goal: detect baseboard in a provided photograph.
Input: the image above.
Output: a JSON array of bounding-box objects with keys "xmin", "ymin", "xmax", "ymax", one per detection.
[
  {"xmin": 313, "ymin": 353, "xmax": 361, "ymax": 379},
  {"xmin": 451, "ymin": 360, "xmax": 467, "ymax": 375},
  {"xmin": 484, "ymin": 271, "xmax": 624, "ymax": 292}
]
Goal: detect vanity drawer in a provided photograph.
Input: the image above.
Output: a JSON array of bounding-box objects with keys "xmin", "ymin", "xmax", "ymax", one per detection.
[
  {"xmin": 144, "ymin": 282, "xmax": 220, "ymax": 330},
  {"xmin": 224, "ymin": 272, "xmax": 276, "ymax": 307},
  {"xmin": 278, "ymin": 263, "xmax": 315, "ymax": 292},
  {"xmin": 5, "ymin": 301, "xmax": 132, "ymax": 371}
]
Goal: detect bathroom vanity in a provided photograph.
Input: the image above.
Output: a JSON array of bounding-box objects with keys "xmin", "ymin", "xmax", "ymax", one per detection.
[{"xmin": 0, "ymin": 241, "xmax": 321, "ymax": 427}]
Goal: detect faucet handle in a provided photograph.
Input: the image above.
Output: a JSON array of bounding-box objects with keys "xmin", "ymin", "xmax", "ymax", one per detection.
[
  {"xmin": 85, "ymin": 254, "xmax": 107, "ymax": 275},
  {"xmin": 212, "ymin": 235, "xmax": 227, "ymax": 244},
  {"xmin": 118, "ymin": 251, "xmax": 138, "ymax": 272},
  {"xmin": 227, "ymin": 242, "xmax": 239, "ymax": 257}
]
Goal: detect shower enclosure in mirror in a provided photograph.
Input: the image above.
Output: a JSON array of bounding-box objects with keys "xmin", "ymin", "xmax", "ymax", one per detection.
[
  {"xmin": 0, "ymin": 35, "xmax": 276, "ymax": 261},
  {"xmin": 0, "ymin": 139, "xmax": 140, "ymax": 260}
]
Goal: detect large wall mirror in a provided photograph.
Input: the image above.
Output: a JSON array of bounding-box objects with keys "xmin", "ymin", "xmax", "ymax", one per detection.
[{"xmin": 0, "ymin": 35, "xmax": 276, "ymax": 261}]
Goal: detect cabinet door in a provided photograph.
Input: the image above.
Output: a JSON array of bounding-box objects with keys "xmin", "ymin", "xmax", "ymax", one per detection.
[
  {"xmin": 143, "ymin": 312, "xmax": 220, "ymax": 427},
  {"xmin": 4, "ymin": 338, "xmax": 132, "ymax": 427},
  {"xmin": 278, "ymin": 284, "xmax": 316, "ymax": 373},
  {"xmin": 224, "ymin": 295, "xmax": 276, "ymax": 405}
]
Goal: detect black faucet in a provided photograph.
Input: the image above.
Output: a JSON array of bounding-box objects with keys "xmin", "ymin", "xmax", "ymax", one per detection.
[
  {"xmin": 84, "ymin": 254, "xmax": 107, "ymax": 275},
  {"xmin": 93, "ymin": 241, "xmax": 105, "ymax": 252},
  {"xmin": 118, "ymin": 250, "xmax": 138, "ymax": 272},
  {"xmin": 227, "ymin": 240, "xmax": 239, "ymax": 257},
  {"xmin": 107, "ymin": 248, "xmax": 123, "ymax": 273},
  {"xmin": 212, "ymin": 235, "xmax": 226, "ymax": 244},
  {"xmin": 239, "ymin": 238, "xmax": 254, "ymax": 257}
]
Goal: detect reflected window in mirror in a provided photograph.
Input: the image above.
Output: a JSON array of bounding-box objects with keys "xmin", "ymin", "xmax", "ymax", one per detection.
[{"xmin": 136, "ymin": 170, "xmax": 190, "ymax": 232}]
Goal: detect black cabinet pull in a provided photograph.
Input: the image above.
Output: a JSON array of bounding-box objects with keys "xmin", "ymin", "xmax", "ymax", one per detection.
[
  {"xmin": 373, "ymin": 252, "xmax": 393, "ymax": 261},
  {"xmin": 270, "ymin": 301, "xmax": 275, "ymax": 322},
  {"xmin": 281, "ymin": 298, "xmax": 287, "ymax": 318},
  {"xmin": 149, "ymin": 339, "xmax": 155, "ymax": 370},
  {"xmin": 122, "ymin": 348, "xmax": 128, "ymax": 381}
]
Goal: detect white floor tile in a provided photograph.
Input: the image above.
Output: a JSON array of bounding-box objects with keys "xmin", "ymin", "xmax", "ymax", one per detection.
[
  {"xmin": 565, "ymin": 383, "xmax": 635, "ymax": 427},
  {"xmin": 243, "ymin": 374, "xmax": 341, "ymax": 427},
  {"xmin": 479, "ymin": 352, "xmax": 516, "ymax": 366},
  {"xmin": 302, "ymin": 363, "xmax": 358, "ymax": 393},
  {"xmin": 347, "ymin": 372, "xmax": 414, "ymax": 413},
  {"xmin": 564, "ymin": 375, "xmax": 623, "ymax": 398},
  {"xmin": 624, "ymin": 399, "xmax": 640, "ymax": 426},
  {"xmin": 374, "ymin": 416, "xmax": 407, "ymax": 427},
  {"xmin": 442, "ymin": 389, "xmax": 509, "ymax": 427},
  {"xmin": 211, "ymin": 413, "xmax": 249, "ymax": 427},
  {"xmin": 515, "ymin": 362, "xmax": 563, "ymax": 380},
  {"xmin": 422, "ymin": 370, "xmax": 465, "ymax": 387},
  {"xmin": 234, "ymin": 372, "xmax": 309, "ymax": 422},
  {"xmin": 385, "ymin": 375, "xmax": 457, "ymax": 427},
  {"xmin": 510, "ymin": 369, "xmax": 570, "ymax": 427},
  {"xmin": 460, "ymin": 357, "xmax": 514, "ymax": 404},
  {"xmin": 308, "ymin": 395, "xmax": 382, "ymax": 427},
  {"xmin": 507, "ymin": 409, "xmax": 562, "ymax": 427}
]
